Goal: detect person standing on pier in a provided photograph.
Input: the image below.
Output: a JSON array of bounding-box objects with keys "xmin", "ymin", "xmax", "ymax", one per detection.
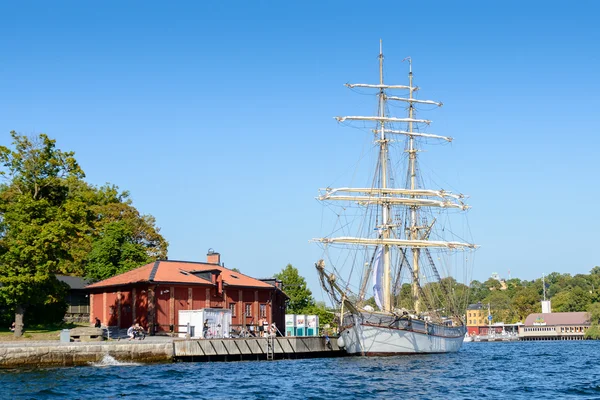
[
  {"xmin": 203, "ymin": 319, "xmax": 209, "ymax": 339},
  {"xmin": 263, "ymin": 318, "xmax": 270, "ymax": 337},
  {"xmin": 258, "ymin": 317, "xmax": 265, "ymax": 337}
]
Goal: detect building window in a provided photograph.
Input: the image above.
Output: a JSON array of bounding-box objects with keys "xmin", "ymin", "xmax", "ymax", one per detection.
[
  {"xmin": 260, "ymin": 304, "xmax": 267, "ymax": 318},
  {"xmin": 229, "ymin": 303, "xmax": 236, "ymax": 317},
  {"xmin": 245, "ymin": 303, "xmax": 252, "ymax": 317}
]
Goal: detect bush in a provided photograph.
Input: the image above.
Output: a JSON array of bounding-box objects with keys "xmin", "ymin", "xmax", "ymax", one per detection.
[{"xmin": 585, "ymin": 325, "xmax": 600, "ymax": 340}]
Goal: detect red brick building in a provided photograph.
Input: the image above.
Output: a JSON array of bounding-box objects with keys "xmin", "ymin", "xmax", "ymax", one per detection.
[{"xmin": 86, "ymin": 252, "xmax": 287, "ymax": 334}]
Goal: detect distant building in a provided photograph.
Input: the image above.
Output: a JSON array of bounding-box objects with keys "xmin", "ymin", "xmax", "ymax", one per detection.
[
  {"xmin": 56, "ymin": 275, "xmax": 92, "ymax": 322},
  {"xmin": 466, "ymin": 302, "xmax": 487, "ymax": 334},
  {"xmin": 86, "ymin": 251, "xmax": 287, "ymax": 335},
  {"xmin": 488, "ymin": 273, "xmax": 507, "ymax": 290},
  {"xmin": 466, "ymin": 302, "xmax": 517, "ymax": 335},
  {"xmin": 519, "ymin": 312, "xmax": 590, "ymax": 341},
  {"xmin": 466, "ymin": 303, "xmax": 496, "ymax": 335}
]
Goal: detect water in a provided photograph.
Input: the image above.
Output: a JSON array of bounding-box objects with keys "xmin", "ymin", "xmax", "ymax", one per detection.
[{"xmin": 1, "ymin": 341, "xmax": 600, "ymax": 399}]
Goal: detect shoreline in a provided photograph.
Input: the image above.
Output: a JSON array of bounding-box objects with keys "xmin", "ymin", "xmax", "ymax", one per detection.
[
  {"xmin": 0, "ymin": 339, "xmax": 174, "ymax": 368},
  {"xmin": 0, "ymin": 336, "xmax": 341, "ymax": 368}
]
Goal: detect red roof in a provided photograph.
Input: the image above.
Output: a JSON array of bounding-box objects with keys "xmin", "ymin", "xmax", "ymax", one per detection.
[
  {"xmin": 86, "ymin": 260, "xmax": 275, "ymax": 290},
  {"xmin": 524, "ymin": 312, "xmax": 590, "ymax": 326}
]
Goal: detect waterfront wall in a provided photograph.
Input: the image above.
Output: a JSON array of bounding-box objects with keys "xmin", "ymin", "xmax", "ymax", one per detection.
[
  {"xmin": 0, "ymin": 336, "xmax": 342, "ymax": 368},
  {"xmin": 174, "ymin": 336, "xmax": 341, "ymax": 361},
  {"xmin": 0, "ymin": 342, "xmax": 173, "ymax": 368}
]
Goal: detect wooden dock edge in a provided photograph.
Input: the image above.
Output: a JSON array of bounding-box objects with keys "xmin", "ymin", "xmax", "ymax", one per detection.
[{"xmin": 173, "ymin": 336, "xmax": 345, "ymax": 362}]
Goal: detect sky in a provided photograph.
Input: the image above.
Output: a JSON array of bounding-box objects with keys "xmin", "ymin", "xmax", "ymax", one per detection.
[{"xmin": 1, "ymin": 1, "xmax": 599, "ymax": 301}]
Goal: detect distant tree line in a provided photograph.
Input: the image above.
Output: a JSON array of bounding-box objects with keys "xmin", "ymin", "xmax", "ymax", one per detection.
[
  {"xmin": 0, "ymin": 132, "xmax": 167, "ymax": 336},
  {"xmin": 469, "ymin": 268, "xmax": 600, "ymax": 325}
]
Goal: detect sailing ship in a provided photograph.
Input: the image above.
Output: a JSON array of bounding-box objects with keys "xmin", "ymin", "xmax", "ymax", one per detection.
[{"xmin": 313, "ymin": 42, "xmax": 478, "ymax": 355}]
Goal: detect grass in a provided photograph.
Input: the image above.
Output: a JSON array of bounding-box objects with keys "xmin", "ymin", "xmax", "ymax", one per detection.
[{"xmin": 0, "ymin": 322, "xmax": 88, "ymax": 341}]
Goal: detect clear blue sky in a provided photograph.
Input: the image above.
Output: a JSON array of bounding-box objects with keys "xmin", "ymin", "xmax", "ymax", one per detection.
[{"xmin": 1, "ymin": 1, "xmax": 599, "ymax": 300}]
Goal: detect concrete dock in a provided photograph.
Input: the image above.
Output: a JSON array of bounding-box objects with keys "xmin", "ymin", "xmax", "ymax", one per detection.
[
  {"xmin": 0, "ymin": 336, "xmax": 343, "ymax": 368},
  {"xmin": 173, "ymin": 336, "xmax": 343, "ymax": 362}
]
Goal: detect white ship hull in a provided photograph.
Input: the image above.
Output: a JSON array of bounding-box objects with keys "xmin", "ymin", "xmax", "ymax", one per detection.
[{"xmin": 338, "ymin": 320, "xmax": 466, "ymax": 355}]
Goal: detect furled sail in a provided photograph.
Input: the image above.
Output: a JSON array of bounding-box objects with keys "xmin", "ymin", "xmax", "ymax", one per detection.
[{"xmin": 372, "ymin": 247, "xmax": 384, "ymax": 310}]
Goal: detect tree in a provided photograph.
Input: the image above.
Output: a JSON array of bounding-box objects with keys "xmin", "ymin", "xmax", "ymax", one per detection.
[
  {"xmin": 85, "ymin": 221, "xmax": 154, "ymax": 281},
  {"xmin": 553, "ymin": 287, "xmax": 590, "ymax": 312},
  {"xmin": 0, "ymin": 132, "xmax": 85, "ymax": 337},
  {"xmin": 511, "ymin": 286, "xmax": 539, "ymax": 321},
  {"xmin": 468, "ymin": 280, "xmax": 490, "ymax": 304},
  {"xmin": 0, "ymin": 132, "xmax": 168, "ymax": 336},
  {"xmin": 302, "ymin": 301, "xmax": 334, "ymax": 327},
  {"xmin": 585, "ymin": 303, "xmax": 600, "ymax": 339},
  {"xmin": 484, "ymin": 278, "xmax": 502, "ymax": 291},
  {"xmin": 274, "ymin": 264, "xmax": 314, "ymax": 313},
  {"xmin": 483, "ymin": 290, "xmax": 512, "ymax": 323}
]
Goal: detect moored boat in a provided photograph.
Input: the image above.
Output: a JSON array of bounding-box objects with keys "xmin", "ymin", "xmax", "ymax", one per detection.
[{"xmin": 314, "ymin": 41, "xmax": 478, "ymax": 355}]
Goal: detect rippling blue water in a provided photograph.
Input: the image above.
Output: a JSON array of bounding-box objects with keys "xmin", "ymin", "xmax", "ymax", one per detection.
[{"xmin": 2, "ymin": 341, "xmax": 600, "ymax": 399}]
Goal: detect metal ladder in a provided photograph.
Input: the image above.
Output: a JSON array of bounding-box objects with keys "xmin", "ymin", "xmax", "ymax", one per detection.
[{"xmin": 266, "ymin": 334, "xmax": 274, "ymax": 360}]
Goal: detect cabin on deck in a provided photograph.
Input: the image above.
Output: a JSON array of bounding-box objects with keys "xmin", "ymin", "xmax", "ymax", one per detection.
[{"xmin": 85, "ymin": 251, "xmax": 287, "ymax": 335}]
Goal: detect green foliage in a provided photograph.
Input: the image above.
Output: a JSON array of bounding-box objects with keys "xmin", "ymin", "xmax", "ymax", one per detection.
[
  {"xmin": 302, "ymin": 301, "xmax": 334, "ymax": 326},
  {"xmin": 468, "ymin": 280, "xmax": 490, "ymax": 305},
  {"xmin": 585, "ymin": 303, "xmax": 600, "ymax": 339},
  {"xmin": 484, "ymin": 278, "xmax": 503, "ymax": 291},
  {"xmin": 584, "ymin": 325, "xmax": 600, "ymax": 339},
  {"xmin": 85, "ymin": 221, "xmax": 154, "ymax": 281},
  {"xmin": 274, "ymin": 264, "xmax": 315, "ymax": 313},
  {"xmin": 510, "ymin": 286, "xmax": 540, "ymax": 321},
  {"xmin": 274, "ymin": 265, "xmax": 334, "ymax": 328},
  {"xmin": 0, "ymin": 132, "xmax": 86, "ymax": 335},
  {"xmin": 0, "ymin": 132, "xmax": 168, "ymax": 335},
  {"xmin": 467, "ymin": 269, "xmax": 600, "ymax": 324},
  {"xmin": 552, "ymin": 287, "xmax": 591, "ymax": 313},
  {"xmin": 23, "ymin": 278, "xmax": 69, "ymax": 325},
  {"xmin": 588, "ymin": 302, "xmax": 600, "ymax": 324}
]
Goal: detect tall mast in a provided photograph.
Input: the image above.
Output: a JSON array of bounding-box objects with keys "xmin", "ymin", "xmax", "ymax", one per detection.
[
  {"xmin": 405, "ymin": 57, "xmax": 421, "ymax": 313},
  {"xmin": 379, "ymin": 40, "xmax": 392, "ymax": 312}
]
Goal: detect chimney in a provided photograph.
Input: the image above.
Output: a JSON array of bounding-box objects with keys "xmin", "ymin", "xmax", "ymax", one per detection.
[
  {"xmin": 541, "ymin": 300, "xmax": 552, "ymax": 314},
  {"xmin": 207, "ymin": 249, "xmax": 221, "ymax": 265}
]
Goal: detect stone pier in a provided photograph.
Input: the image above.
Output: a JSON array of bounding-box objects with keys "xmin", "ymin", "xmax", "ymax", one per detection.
[
  {"xmin": 0, "ymin": 336, "xmax": 343, "ymax": 368},
  {"xmin": 0, "ymin": 341, "xmax": 173, "ymax": 368}
]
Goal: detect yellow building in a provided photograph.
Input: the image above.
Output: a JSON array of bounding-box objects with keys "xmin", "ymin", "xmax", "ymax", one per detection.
[{"xmin": 466, "ymin": 303, "xmax": 488, "ymax": 334}]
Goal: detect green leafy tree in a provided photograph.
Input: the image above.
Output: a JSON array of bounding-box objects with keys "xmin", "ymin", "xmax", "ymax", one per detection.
[
  {"xmin": 85, "ymin": 221, "xmax": 153, "ymax": 281},
  {"xmin": 511, "ymin": 286, "xmax": 540, "ymax": 321},
  {"xmin": 0, "ymin": 132, "xmax": 85, "ymax": 337},
  {"xmin": 484, "ymin": 290, "xmax": 512, "ymax": 323},
  {"xmin": 0, "ymin": 132, "xmax": 168, "ymax": 336},
  {"xmin": 274, "ymin": 264, "xmax": 314, "ymax": 313},
  {"xmin": 469, "ymin": 280, "xmax": 491, "ymax": 304},
  {"xmin": 484, "ymin": 278, "xmax": 503, "ymax": 291},
  {"xmin": 552, "ymin": 287, "xmax": 591, "ymax": 312},
  {"xmin": 585, "ymin": 303, "xmax": 600, "ymax": 339}
]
